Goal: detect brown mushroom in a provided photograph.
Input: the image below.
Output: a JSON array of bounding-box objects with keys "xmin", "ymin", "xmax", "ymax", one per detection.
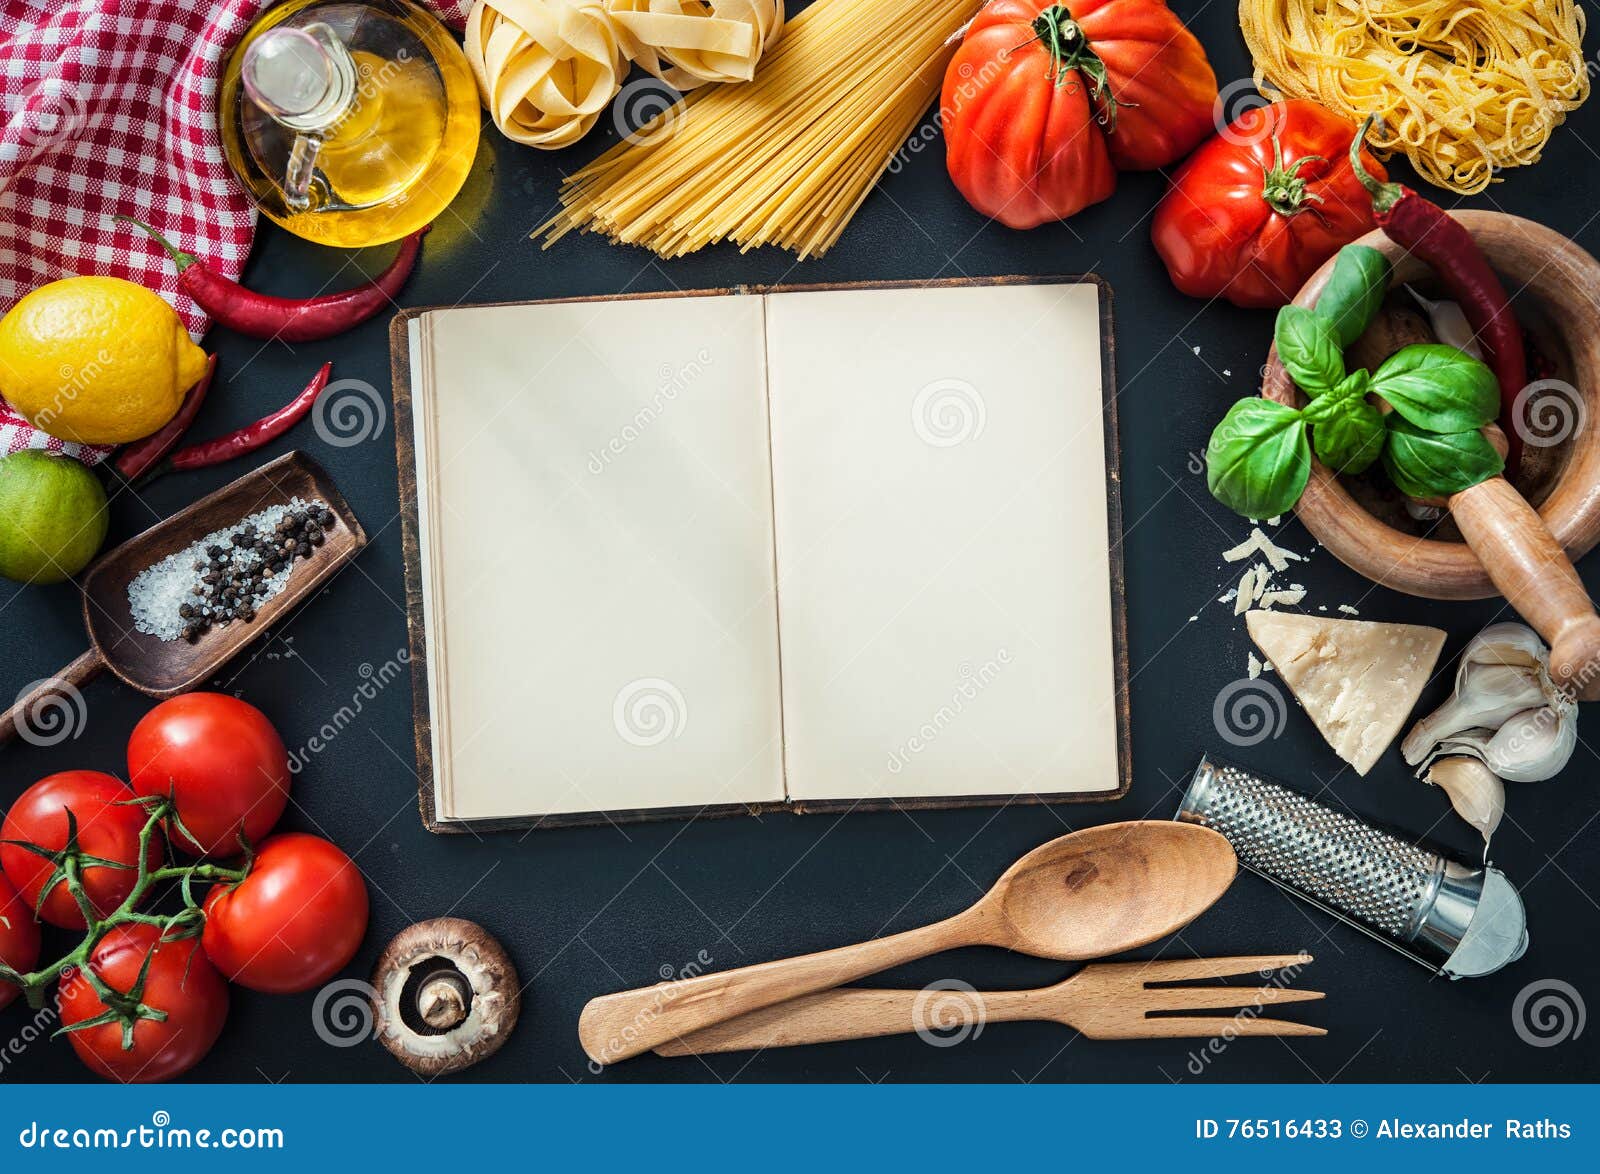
[{"xmin": 370, "ymin": 917, "xmax": 520, "ymax": 1077}]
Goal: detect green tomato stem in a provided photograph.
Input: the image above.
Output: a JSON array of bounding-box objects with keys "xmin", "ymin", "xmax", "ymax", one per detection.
[
  {"xmin": 0, "ymin": 799, "xmax": 249, "ymax": 1033},
  {"xmin": 1031, "ymin": 6, "xmax": 1120, "ymax": 132},
  {"xmin": 1260, "ymin": 135, "xmax": 1327, "ymax": 218}
]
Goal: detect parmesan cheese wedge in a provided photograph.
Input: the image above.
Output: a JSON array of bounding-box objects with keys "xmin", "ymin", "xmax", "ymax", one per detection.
[{"xmin": 1245, "ymin": 611, "xmax": 1446, "ymax": 776}]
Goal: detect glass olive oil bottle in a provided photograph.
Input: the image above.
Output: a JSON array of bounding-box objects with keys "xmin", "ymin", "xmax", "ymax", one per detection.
[{"xmin": 219, "ymin": 0, "xmax": 480, "ymax": 248}]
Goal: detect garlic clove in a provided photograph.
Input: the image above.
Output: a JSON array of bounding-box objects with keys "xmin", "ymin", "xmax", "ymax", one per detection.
[
  {"xmin": 1406, "ymin": 286, "xmax": 1485, "ymax": 360},
  {"xmin": 1460, "ymin": 623, "xmax": 1549, "ymax": 673},
  {"xmin": 1425, "ymin": 756, "xmax": 1504, "ymax": 847},
  {"xmin": 1483, "ymin": 702, "xmax": 1578, "ymax": 782},
  {"xmin": 1402, "ymin": 622, "xmax": 1577, "ymax": 778},
  {"xmin": 1416, "ymin": 731, "xmax": 1495, "ymax": 774},
  {"xmin": 1401, "ymin": 661, "xmax": 1548, "ymax": 763}
]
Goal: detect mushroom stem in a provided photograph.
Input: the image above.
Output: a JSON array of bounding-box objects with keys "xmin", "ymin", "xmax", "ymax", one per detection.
[{"xmin": 419, "ymin": 974, "xmax": 469, "ymax": 1030}]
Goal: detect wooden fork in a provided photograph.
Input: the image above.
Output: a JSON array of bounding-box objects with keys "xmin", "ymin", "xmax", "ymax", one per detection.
[{"xmin": 655, "ymin": 954, "xmax": 1325, "ymax": 1056}]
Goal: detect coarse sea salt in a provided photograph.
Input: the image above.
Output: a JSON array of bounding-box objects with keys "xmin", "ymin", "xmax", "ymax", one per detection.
[{"xmin": 128, "ymin": 498, "xmax": 328, "ymax": 642}]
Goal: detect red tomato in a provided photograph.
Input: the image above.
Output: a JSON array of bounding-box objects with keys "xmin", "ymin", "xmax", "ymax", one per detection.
[
  {"xmin": 127, "ymin": 693, "xmax": 290, "ymax": 857},
  {"xmin": 0, "ymin": 871, "xmax": 41, "ymax": 1011},
  {"xmin": 943, "ymin": 0, "xmax": 1217, "ymax": 228},
  {"xmin": 202, "ymin": 833, "xmax": 368, "ymax": 994},
  {"xmin": 58, "ymin": 924, "xmax": 228, "ymax": 1083},
  {"xmin": 1151, "ymin": 100, "xmax": 1390, "ymax": 308},
  {"xmin": 0, "ymin": 771, "xmax": 161, "ymax": 930}
]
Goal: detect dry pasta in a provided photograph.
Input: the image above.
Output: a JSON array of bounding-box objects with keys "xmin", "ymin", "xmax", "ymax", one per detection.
[
  {"xmin": 539, "ymin": 0, "xmax": 977, "ymax": 258},
  {"xmin": 465, "ymin": 0, "xmax": 783, "ymax": 149},
  {"xmin": 1240, "ymin": 0, "xmax": 1590, "ymax": 194},
  {"xmin": 606, "ymin": 1, "xmax": 785, "ymax": 88},
  {"xmin": 466, "ymin": 0, "xmax": 627, "ymax": 149}
]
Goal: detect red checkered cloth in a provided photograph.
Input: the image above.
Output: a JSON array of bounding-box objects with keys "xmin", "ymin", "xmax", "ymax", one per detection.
[{"xmin": 0, "ymin": 0, "xmax": 470, "ymax": 463}]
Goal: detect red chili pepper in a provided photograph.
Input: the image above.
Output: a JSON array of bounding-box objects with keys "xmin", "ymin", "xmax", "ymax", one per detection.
[
  {"xmin": 1349, "ymin": 116, "xmax": 1527, "ymax": 478},
  {"xmin": 116, "ymin": 217, "xmax": 427, "ymax": 342},
  {"xmin": 112, "ymin": 353, "xmax": 218, "ymax": 482},
  {"xmin": 167, "ymin": 363, "xmax": 331, "ymax": 472}
]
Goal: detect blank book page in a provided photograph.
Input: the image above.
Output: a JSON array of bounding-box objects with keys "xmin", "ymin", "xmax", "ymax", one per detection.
[
  {"xmin": 764, "ymin": 282, "xmax": 1119, "ymax": 802},
  {"xmin": 417, "ymin": 295, "xmax": 785, "ymax": 819}
]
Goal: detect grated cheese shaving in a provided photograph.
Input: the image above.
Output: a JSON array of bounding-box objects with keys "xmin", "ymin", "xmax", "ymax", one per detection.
[
  {"xmin": 1234, "ymin": 567, "xmax": 1257, "ymax": 616},
  {"xmin": 1221, "ymin": 527, "xmax": 1303, "ymax": 572}
]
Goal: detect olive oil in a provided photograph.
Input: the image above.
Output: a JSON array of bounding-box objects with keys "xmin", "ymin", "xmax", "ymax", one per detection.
[{"xmin": 219, "ymin": 0, "xmax": 480, "ymax": 248}]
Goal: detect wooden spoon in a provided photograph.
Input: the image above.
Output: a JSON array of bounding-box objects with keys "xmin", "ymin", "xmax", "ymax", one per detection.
[{"xmin": 578, "ymin": 821, "xmax": 1236, "ymax": 1065}]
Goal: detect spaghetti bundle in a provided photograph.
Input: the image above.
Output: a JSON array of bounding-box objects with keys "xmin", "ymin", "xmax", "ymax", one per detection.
[
  {"xmin": 539, "ymin": 0, "xmax": 978, "ymax": 258},
  {"xmin": 1240, "ymin": 0, "xmax": 1590, "ymax": 194}
]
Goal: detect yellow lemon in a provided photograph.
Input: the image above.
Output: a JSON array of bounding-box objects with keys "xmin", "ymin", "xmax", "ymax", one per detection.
[{"xmin": 0, "ymin": 276, "xmax": 209, "ymax": 445}]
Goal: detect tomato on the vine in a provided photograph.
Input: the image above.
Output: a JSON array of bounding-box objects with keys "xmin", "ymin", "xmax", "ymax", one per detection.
[
  {"xmin": 0, "ymin": 771, "xmax": 161, "ymax": 929},
  {"xmin": 942, "ymin": 0, "xmax": 1217, "ymax": 228},
  {"xmin": 127, "ymin": 693, "xmax": 291, "ymax": 857},
  {"xmin": 58, "ymin": 923, "xmax": 228, "ymax": 1083},
  {"xmin": 202, "ymin": 833, "xmax": 368, "ymax": 994},
  {"xmin": 1151, "ymin": 100, "xmax": 1389, "ymax": 308},
  {"xmin": 0, "ymin": 871, "xmax": 40, "ymax": 1011}
]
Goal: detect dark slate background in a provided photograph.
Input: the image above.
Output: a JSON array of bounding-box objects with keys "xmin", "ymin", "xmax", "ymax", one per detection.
[{"xmin": 3, "ymin": 1, "xmax": 1597, "ymax": 1083}]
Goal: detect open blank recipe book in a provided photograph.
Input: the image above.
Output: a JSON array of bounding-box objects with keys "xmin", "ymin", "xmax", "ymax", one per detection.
[{"xmin": 392, "ymin": 278, "xmax": 1127, "ymax": 831}]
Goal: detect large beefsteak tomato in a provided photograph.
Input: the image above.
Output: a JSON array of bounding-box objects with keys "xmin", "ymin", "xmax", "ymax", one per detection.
[
  {"xmin": 202, "ymin": 833, "xmax": 368, "ymax": 994},
  {"xmin": 943, "ymin": 0, "xmax": 1218, "ymax": 228},
  {"xmin": 0, "ymin": 871, "xmax": 40, "ymax": 1011},
  {"xmin": 58, "ymin": 924, "xmax": 229, "ymax": 1083},
  {"xmin": 0, "ymin": 771, "xmax": 161, "ymax": 929},
  {"xmin": 1151, "ymin": 100, "xmax": 1389, "ymax": 307}
]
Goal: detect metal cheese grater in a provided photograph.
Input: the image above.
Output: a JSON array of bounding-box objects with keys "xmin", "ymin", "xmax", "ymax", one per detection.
[{"xmin": 1177, "ymin": 755, "xmax": 1528, "ymax": 979}]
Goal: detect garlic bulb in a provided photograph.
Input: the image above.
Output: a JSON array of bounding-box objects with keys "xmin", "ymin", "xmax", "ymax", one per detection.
[
  {"xmin": 1402, "ymin": 623, "xmax": 1577, "ymax": 783},
  {"xmin": 1406, "ymin": 287, "xmax": 1484, "ymax": 360},
  {"xmin": 1425, "ymin": 756, "xmax": 1504, "ymax": 846}
]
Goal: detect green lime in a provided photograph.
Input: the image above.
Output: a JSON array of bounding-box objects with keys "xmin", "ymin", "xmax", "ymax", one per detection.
[{"xmin": 0, "ymin": 450, "xmax": 109, "ymax": 584}]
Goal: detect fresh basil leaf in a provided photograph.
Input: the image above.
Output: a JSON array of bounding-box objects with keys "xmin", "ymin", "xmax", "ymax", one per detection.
[
  {"xmin": 1382, "ymin": 416, "xmax": 1504, "ymax": 498},
  {"xmin": 1206, "ymin": 398, "xmax": 1311, "ymax": 519},
  {"xmin": 1314, "ymin": 245, "xmax": 1392, "ymax": 347},
  {"xmin": 1275, "ymin": 305, "xmax": 1346, "ymax": 397},
  {"xmin": 1370, "ymin": 344, "xmax": 1500, "ymax": 432},
  {"xmin": 1307, "ymin": 372, "xmax": 1384, "ymax": 474},
  {"xmin": 1299, "ymin": 368, "xmax": 1370, "ymax": 425},
  {"xmin": 1314, "ymin": 401, "xmax": 1385, "ymax": 475}
]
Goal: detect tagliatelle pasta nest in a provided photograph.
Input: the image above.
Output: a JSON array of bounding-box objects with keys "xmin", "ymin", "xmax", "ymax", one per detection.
[
  {"xmin": 607, "ymin": 0, "xmax": 785, "ymax": 88},
  {"xmin": 464, "ymin": 0, "xmax": 784, "ymax": 150},
  {"xmin": 1239, "ymin": 0, "xmax": 1591, "ymax": 193}
]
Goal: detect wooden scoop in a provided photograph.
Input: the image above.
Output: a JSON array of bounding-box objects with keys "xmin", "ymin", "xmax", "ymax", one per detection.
[
  {"xmin": 578, "ymin": 821, "xmax": 1236, "ymax": 1065},
  {"xmin": 0, "ymin": 451, "xmax": 366, "ymax": 744}
]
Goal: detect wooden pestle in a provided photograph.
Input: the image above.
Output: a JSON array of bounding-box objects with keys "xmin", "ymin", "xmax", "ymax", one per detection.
[{"xmin": 1450, "ymin": 475, "xmax": 1600, "ymax": 699}]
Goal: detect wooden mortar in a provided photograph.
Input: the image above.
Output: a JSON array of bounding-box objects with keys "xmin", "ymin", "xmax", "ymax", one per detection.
[{"xmin": 1263, "ymin": 211, "xmax": 1600, "ymax": 698}]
